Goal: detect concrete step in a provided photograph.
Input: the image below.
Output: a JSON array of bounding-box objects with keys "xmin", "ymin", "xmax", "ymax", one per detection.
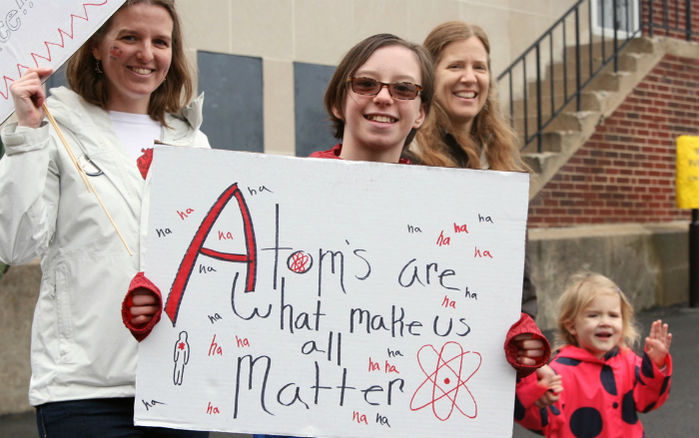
[
  {"xmin": 506, "ymin": 90, "xmax": 605, "ymax": 117},
  {"xmin": 512, "ymin": 109, "xmax": 600, "ymax": 136},
  {"xmin": 506, "ymin": 70, "xmax": 621, "ymax": 110},
  {"xmin": 549, "ymin": 52, "xmax": 641, "ymax": 81},
  {"xmin": 521, "ymin": 130, "xmax": 584, "ymax": 154},
  {"xmin": 522, "ymin": 151, "xmax": 558, "ymax": 174}
]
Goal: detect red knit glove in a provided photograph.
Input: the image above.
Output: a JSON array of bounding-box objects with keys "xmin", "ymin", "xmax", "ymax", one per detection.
[
  {"xmin": 121, "ymin": 272, "xmax": 163, "ymax": 341},
  {"xmin": 505, "ymin": 312, "xmax": 551, "ymax": 378}
]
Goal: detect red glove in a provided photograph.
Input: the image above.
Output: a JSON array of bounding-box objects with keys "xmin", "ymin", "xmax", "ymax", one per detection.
[
  {"xmin": 504, "ymin": 312, "xmax": 551, "ymax": 378},
  {"xmin": 121, "ymin": 272, "xmax": 163, "ymax": 341}
]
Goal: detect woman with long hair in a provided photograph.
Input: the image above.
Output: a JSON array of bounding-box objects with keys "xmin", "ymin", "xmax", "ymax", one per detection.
[{"xmin": 0, "ymin": 1, "xmax": 209, "ymax": 436}]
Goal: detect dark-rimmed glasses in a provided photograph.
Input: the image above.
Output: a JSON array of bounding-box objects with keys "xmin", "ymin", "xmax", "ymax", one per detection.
[{"xmin": 347, "ymin": 77, "xmax": 422, "ymax": 101}]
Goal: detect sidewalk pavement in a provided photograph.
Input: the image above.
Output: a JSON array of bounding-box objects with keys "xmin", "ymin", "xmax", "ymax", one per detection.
[{"xmin": 1, "ymin": 305, "xmax": 696, "ymax": 438}]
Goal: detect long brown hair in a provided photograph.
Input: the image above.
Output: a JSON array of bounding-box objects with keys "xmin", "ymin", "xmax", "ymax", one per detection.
[
  {"xmin": 324, "ymin": 33, "xmax": 434, "ymax": 147},
  {"xmin": 66, "ymin": 0, "xmax": 192, "ymax": 124},
  {"xmin": 412, "ymin": 21, "xmax": 524, "ymax": 171}
]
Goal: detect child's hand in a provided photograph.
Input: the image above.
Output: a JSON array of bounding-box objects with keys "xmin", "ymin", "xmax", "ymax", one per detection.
[
  {"xmin": 644, "ymin": 319, "xmax": 672, "ymax": 368},
  {"xmin": 511, "ymin": 333, "xmax": 546, "ymax": 366},
  {"xmin": 534, "ymin": 365, "xmax": 563, "ymax": 408},
  {"xmin": 129, "ymin": 289, "xmax": 160, "ymax": 326}
]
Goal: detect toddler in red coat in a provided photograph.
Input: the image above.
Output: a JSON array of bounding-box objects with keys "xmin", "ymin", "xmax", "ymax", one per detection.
[{"xmin": 515, "ymin": 271, "xmax": 672, "ymax": 437}]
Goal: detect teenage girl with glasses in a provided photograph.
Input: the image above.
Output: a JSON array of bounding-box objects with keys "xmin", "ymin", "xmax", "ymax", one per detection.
[
  {"xmin": 254, "ymin": 32, "xmax": 549, "ymax": 438},
  {"xmin": 308, "ymin": 33, "xmax": 430, "ymax": 163}
]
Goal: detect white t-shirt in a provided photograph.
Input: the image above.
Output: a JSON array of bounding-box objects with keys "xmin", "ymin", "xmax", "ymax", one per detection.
[{"xmin": 109, "ymin": 111, "xmax": 162, "ymax": 162}]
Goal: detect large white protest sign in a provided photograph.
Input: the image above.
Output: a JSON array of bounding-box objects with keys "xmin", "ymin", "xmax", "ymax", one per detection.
[
  {"xmin": 135, "ymin": 147, "xmax": 530, "ymax": 437},
  {"xmin": 0, "ymin": 0, "xmax": 125, "ymax": 123}
]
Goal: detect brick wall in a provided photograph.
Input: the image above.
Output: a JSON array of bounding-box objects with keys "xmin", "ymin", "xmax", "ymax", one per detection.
[
  {"xmin": 642, "ymin": 0, "xmax": 699, "ymax": 43},
  {"xmin": 528, "ymin": 53, "xmax": 698, "ymax": 228}
]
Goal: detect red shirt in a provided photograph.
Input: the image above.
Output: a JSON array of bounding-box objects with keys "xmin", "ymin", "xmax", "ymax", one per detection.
[{"xmin": 310, "ymin": 143, "xmax": 411, "ymax": 164}]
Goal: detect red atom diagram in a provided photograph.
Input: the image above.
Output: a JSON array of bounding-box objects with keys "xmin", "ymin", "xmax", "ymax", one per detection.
[
  {"xmin": 287, "ymin": 250, "xmax": 312, "ymax": 273},
  {"xmin": 410, "ymin": 341, "xmax": 482, "ymax": 421},
  {"xmin": 178, "ymin": 342, "xmax": 186, "ymax": 350}
]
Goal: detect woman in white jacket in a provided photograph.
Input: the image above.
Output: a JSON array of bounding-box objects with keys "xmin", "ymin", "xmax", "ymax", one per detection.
[{"xmin": 0, "ymin": 1, "xmax": 209, "ymax": 436}]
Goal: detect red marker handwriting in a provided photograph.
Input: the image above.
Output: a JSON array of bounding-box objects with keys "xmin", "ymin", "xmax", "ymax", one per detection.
[
  {"xmin": 453, "ymin": 223, "xmax": 468, "ymax": 233},
  {"xmin": 368, "ymin": 357, "xmax": 400, "ymax": 373},
  {"xmin": 436, "ymin": 230, "xmax": 450, "ymax": 246},
  {"xmin": 473, "ymin": 247, "xmax": 493, "ymax": 259},
  {"xmin": 165, "ymin": 183, "xmax": 257, "ymax": 325},
  {"xmin": 352, "ymin": 411, "xmax": 368, "ymax": 425},
  {"xmin": 208, "ymin": 334, "xmax": 223, "ymax": 356},
  {"xmin": 441, "ymin": 295, "xmax": 456, "ymax": 309},
  {"xmin": 206, "ymin": 402, "xmax": 220, "ymax": 415}
]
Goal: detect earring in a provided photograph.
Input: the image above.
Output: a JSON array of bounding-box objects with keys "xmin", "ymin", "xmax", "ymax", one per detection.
[{"xmin": 94, "ymin": 60, "xmax": 103, "ymax": 74}]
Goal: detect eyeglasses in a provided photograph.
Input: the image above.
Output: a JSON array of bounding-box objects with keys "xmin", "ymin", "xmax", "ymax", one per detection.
[{"xmin": 347, "ymin": 77, "xmax": 422, "ymax": 101}]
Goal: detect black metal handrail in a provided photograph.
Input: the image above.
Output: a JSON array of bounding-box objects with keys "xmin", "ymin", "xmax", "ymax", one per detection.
[{"xmin": 497, "ymin": 0, "xmax": 696, "ymax": 153}]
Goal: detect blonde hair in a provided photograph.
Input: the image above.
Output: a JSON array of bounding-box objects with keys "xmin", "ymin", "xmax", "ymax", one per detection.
[
  {"xmin": 556, "ymin": 271, "xmax": 640, "ymax": 351},
  {"xmin": 411, "ymin": 21, "xmax": 524, "ymax": 171}
]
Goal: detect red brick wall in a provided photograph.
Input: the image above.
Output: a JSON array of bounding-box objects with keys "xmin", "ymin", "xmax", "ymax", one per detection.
[
  {"xmin": 642, "ymin": 0, "xmax": 699, "ymax": 43},
  {"xmin": 528, "ymin": 53, "xmax": 698, "ymax": 228}
]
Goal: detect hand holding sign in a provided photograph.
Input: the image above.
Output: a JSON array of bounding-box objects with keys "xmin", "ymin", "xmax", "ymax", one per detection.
[
  {"xmin": 7, "ymin": 67, "xmax": 51, "ymax": 127},
  {"xmin": 0, "ymin": 3, "xmax": 209, "ymax": 437},
  {"xmin": 0, "ymin": 1, "xmax": 125, "ymax": 123},
  {"xmin": 1, "ymin": 0, "xmax": 132, "ymax": 254}
]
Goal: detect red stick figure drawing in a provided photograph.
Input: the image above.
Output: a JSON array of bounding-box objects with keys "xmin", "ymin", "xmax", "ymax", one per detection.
[
  {"xmin": 173, "ymin": 331, "xmax": 190, "ymax": 386},
  {"xmin": 410, "ymin": 341, "xmax": 482, "ymax": 421}
]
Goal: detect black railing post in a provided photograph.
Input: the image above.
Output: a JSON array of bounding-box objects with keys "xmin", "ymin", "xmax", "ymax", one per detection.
[
  {"xmin": 613, "ymin": 0, "xmax": 619, "ymax": 71},
  {"xmin": 563, "ymin": 21, "xmax": 569, "ymax": 99},
  {"xmin": 691, "ymin": 209, "xmax": 699, "ymax": 307},
  {"xmin": 508, "ymin": 71, "xmax": 514, "ymax": 125},
  {"xmin": 602, "ymin": 0, "xmax": 607, "ymax": 61},
  {"xmin": 686, "ymin": 0, "xmax": 693, "ymax": 40},
  {"xmin": 550, "ymin": 34, "xmax": 555, "ymax": 117},
  {"xmin": 523, "ymin": 62, "xmax": 529, "ymax": 145},
  {"xmin": 536, "ymin": 44, "xmax": 543, "ymax": 151},
  {"xmin": 589, "ymin": 0, "xmax": 594, "ymax": 76},
  {"xmin": 575, "ymin": 8, "xmax": 581, "ymax": 111}
]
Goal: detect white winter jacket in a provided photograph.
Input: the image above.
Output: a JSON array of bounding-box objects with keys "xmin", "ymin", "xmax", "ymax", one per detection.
[{"xmin": 0, "ymin": 87, "xmax": 210, "ymax": 405}]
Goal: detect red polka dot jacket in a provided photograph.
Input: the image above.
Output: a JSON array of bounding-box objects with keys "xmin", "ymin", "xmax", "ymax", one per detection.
[{"xmin": 515, "ymin": 344, "xmax": 672, "ymax": 437}]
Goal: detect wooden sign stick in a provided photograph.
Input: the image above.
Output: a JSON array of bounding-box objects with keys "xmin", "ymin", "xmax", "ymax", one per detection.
[{"xmin": 42, "ymin": 103, "xmax": 133, "ymax": 256}]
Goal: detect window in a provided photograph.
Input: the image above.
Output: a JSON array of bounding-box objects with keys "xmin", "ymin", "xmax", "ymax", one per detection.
[{"xmin": 591, "ymin": 0, "xmax": 640, "ymax": 38}]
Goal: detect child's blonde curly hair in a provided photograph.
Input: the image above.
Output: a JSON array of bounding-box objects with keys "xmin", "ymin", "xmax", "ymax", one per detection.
[{"xmin": 555, "ymin": 271, "xmax": 640, "ymax": 350}]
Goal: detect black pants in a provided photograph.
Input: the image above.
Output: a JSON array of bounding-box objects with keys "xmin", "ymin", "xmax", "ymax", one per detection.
[{"xmin": 36, "ymin": 397, "xmax": 209, "ymax": 438}]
